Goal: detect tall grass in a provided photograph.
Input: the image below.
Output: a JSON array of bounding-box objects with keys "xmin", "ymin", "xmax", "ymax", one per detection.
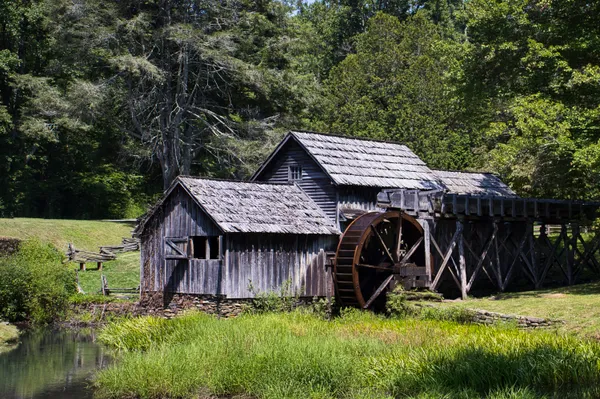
[{"xmin": 95, "ymin": 310, "xmax": 600, "ymax": 399}]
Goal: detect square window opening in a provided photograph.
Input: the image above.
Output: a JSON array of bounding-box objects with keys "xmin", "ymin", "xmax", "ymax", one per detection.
[
  {"xmin": 190, "ymin": 236, "xmax": 220, "ymax": 259},
  {"xmin": 289, "ymin": 165, "xmax": 302, "ymax": 181}
]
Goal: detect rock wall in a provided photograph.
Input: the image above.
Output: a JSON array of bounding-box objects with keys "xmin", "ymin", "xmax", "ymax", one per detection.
[
  {"xmin": 70, "ymin": 293, "xmax": 252, "ymax": 326},
  {"xmin": 0, "ymin": 237, "xmax": 21, "ymax": 257},
  {"xmin": 470, "ymin": 309, "xmax": 563, "ymax": 329},
  {"xmin": 139, "ymin": 292, "xmax": 250, "ymax": 318}
]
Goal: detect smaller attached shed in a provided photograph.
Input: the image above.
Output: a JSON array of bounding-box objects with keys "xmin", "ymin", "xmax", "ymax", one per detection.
[{"xmin": 135, "ymin": 177, "xmax": 340, "ymax": 299}]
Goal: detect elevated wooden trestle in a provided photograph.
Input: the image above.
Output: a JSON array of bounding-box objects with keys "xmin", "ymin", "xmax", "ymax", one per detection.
[{"xmin": 376, "ymin": 190, "xmax": 600, "ymax": 299}]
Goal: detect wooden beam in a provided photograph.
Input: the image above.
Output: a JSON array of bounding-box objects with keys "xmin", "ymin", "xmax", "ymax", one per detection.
[
  {"xmin": 431, "ymin": 222, "xmax": 463, "ymax": 291},
  {"xmin": 502, "ymin": 227, "xmax": 531, "ymax": 291},
  {"xmin": 363, "ymin": 274, "xmax": 394, "ymax": 309},
  {"xmin": 467, "ymin": 223, "xmax": 498, "ymax": 291},
  {"xmin": 395, "ymin": 216, "xmax": 403, "ymax": 261},
  {"xmin": 457, "ymin": 220, "xmax": 467, "ymax": 299},
  {"xmin": 423, "ymin": 220, "xmax": 432, "ymax": 284},
  {"xmin": 399, "ymin": 237, "xmax": 423, "ymax": 266},
  {"xmin": 371, "ymin": 224, "xmax": 395, "ymax": 264}
]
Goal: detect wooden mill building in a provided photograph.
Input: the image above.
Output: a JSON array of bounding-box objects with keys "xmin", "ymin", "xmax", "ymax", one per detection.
[{"xmin": 136, "ymin": 131, "xmax": 600, "ymax": 305}]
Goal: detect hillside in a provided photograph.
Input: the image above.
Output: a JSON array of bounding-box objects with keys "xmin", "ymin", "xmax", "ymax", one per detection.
[{"xmin": 0, "ymin": 218, "xmax": 139, "ymax": 295}]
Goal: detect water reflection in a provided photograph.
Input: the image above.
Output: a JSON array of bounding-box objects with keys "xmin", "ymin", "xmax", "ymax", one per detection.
[{"xmin": 0, "ymin": 328, "xmax": 110, "ymax": 399}]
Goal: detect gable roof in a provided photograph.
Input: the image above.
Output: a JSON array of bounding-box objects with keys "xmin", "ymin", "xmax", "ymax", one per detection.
[
  {"xmin": 136, "ymin": 177, "xmax": 340, "ymax": 236},
  {"xmin": 252, "ymin": 131, "xmax": 443, "ymax": 190},
  {"xmin": 433, "ymin": 170, "xmax": 517, "ymax": 197}
]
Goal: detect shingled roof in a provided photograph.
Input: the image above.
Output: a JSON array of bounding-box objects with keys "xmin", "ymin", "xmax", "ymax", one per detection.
[
  {"xmin": 137, "ymin": 177, "xmax": 340, "ymax": 236},
  {"xmin": 254, "ymin": 131, "xmax": 444, "ymax": 190},
  {"xmin": 433, "ymin": 170, "xmax": 517, "ymax": 197}
]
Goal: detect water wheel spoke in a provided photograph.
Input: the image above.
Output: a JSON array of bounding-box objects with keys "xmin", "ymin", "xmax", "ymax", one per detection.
[
  {"xmin": 395, "ymin": 219, "xmax": 403, "ymax": 262},
  {"xmin": 363, "ymin": 274, "xmax": 394, "ymax": 309},
  {"xmin": 398, "ymin": 236, "xmax": 423, "ymax": 266},
  {"xmin": 357, "ymin": 263, "xmax": 392, "ymax": 271},
  {"xmin": 370, "ymin": 224, "xmax": 395, "ymax": 264}
]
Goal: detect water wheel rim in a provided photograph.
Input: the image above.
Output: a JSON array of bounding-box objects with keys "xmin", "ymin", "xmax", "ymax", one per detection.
[{"xmin": 335, "ymin": 211, "xmax": 424, "ymax": 309}]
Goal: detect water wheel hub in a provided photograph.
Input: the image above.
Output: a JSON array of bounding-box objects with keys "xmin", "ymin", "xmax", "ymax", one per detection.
[{"xmin": 334, "ymin": 211, "xmax": 428, "ymax": 309}]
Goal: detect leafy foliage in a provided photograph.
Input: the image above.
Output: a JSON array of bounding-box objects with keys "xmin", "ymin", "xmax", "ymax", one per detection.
[
  {"xmin": 3, "ymin": 0, "xmax": 600, "ymax": 218},
  {"xmin": 0, "ymin": 240, "xmax": 76, "ymax": 324}
]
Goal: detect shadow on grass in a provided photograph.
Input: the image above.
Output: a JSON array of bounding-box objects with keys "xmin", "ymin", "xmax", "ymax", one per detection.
[
  {"xmin": 392, "ymin": 345, "xmax": 600, "ymax": 399},
  {"xmin": 483, "ymin": 281, "xmax": 600, "ymax": 301}
]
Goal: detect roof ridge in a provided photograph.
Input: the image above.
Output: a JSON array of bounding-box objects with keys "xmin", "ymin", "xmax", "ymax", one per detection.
[
  {"xmin": 290, "ymin": 130, "xmax": 411, "ymax": 147},
  {"xmin": 432, "ymin": 169, "xmax": 500, "ymax": 176},
  {"xmin": 177, "ymin": 175, "xmax": 295, "ymax": 187}
]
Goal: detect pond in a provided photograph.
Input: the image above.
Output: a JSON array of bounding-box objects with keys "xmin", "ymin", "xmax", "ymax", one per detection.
[{"xmin": 0, "ymin": 328, "xmax": 111, "ymax": 399}]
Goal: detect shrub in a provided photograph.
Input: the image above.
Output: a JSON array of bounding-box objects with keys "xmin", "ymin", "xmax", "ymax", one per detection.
[
  {"xmin": 247, "ymin": 279, "xmax": 301, "ymax": 313},
  {"xmin": 0, "ymin": 240, "xmax": 76, "ymax": 324},
  {"xmin": 386, "ymin": 286, "xmax": 418, "ymax": 317}
]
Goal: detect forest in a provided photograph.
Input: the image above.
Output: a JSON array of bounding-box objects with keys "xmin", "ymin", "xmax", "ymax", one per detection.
[{"xmin": 1, "ymin": 0, "xmax": 599, "ymax": 219}]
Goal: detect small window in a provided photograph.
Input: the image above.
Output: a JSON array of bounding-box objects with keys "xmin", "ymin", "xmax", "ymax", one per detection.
[
  {"xmin": 190, "ymin": 236, "xmax": 220, "ymax": 259},
  {"xmin": 289, "ymin": 165, "xmax": 302, "ymax": 181}
]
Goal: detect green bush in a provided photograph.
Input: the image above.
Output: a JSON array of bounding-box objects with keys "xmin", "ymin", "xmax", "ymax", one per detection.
[
  {"xmin": 0, "ymin": 240, "xmax": 76, "ymax": 324},
  {"xmin": 247, "ymin": 279, "xmax": 301, "ymax": 313}
]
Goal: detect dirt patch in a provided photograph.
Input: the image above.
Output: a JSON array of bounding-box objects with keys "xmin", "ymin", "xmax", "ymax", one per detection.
[
  {"xmin": 541, "ymin": 293, "xmax": 567, "ymax": 298},
  {"xmin": 0, "ymin": 237, "xmax": 21, "ymax": 257}
]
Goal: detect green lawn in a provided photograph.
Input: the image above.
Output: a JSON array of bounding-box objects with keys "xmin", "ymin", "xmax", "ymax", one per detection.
[
  {"xmin": 430, "ymin": 282, "xmax": 600, "ymax": 338},
  {"xmin": 0, "ymin": 218, "xmax": 134, "ymax": 252},
  {"xmin": 0, "ymin": 323, "xmax": 19, "ymax": 351},
  {"xmin": 77, "ymin": 251, "xmax": 140, "ymax": 295},
  {"xmin": 0, "ymin": 218, "xmax": 140, "ymax": 296}
]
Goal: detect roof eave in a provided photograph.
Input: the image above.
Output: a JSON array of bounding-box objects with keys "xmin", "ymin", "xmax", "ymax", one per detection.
[
  {"xmin": 250, "ymin": 131, "xmax": 339, "ymax": 186},
  {"xmin": 250, "ymin": 132, "xmax": 294, "ymax": 181}
]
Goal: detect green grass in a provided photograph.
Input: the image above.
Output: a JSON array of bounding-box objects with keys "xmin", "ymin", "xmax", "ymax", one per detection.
[
  {"xmin": 77, "ymin": 251, "xmax": 140, "ymax": 295},
  {"xmin": 95, "ymin": 310, "xmax": 600, "ymax": 399},
  {"xmin": 0, "ymin": 323, "xmax": 19, "ymax": 348},
  {"xmin": 0, "ymin": 218, "xmax": 140, "ymax": 296},
  {"xmin": 429, "ymin": 282, "xmax": 600, "ymax": 338},
  {"xmin": 0, "ymin": 218, "xmax": 134, "ymax": 252}
]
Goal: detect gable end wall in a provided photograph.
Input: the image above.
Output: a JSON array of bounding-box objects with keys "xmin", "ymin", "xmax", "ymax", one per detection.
[{"xmin": 254, "ymin": 140, "xmax": 338, "ymax": 223}]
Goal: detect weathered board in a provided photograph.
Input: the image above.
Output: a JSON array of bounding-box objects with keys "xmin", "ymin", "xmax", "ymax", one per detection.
[
  {"xmin": 224, "ymin": 233, "xmax": 337, "ymax": 298},
  {"xmin": 252, "ymin": 139, "xmax": 338, "ymax": 224}
]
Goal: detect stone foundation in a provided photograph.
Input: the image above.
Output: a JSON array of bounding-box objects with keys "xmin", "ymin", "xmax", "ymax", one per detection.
[
  {"xmin": 139, "ymin": 292, "xmax": 250, "ymax": 318},
  {"xmin": 70, "ymin": 293, "xmax": 252, "ymax": 326}
]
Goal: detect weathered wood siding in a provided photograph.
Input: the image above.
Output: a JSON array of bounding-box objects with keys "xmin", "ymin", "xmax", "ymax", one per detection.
[
  {"xmin": 140, "ymin": 185, "xmax": 223, "ymax": 294},
  {"xmin": 338, "ymin": 186, "xmax": 384, "ymax": 213},
  {"xmin": 224, "ymin": 233, "xmax": 338, "ymax": 298},
  {"xmin": 166, "ymin": 259, "xmax": 223, "ymax": 294},
  {"xmin": 254, "ymin": 140, "xmax": 338, "ymax": 223}
]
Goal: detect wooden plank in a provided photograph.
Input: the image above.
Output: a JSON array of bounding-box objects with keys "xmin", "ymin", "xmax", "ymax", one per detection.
[{"xmin": 399, "ymin": 266, "xmax": 427, "ymax": 276}]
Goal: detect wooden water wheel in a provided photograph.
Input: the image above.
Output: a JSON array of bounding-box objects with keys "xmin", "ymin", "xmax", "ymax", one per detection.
[{"xmin": 334, "ymin": 211, "xmax": 427, "ymax": 309}]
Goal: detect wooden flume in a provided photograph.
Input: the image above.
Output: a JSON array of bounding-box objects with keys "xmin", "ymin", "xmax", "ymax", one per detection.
[{"xmin": 334, "ymin": 190, "xmax": 600, "ymax": 309}]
